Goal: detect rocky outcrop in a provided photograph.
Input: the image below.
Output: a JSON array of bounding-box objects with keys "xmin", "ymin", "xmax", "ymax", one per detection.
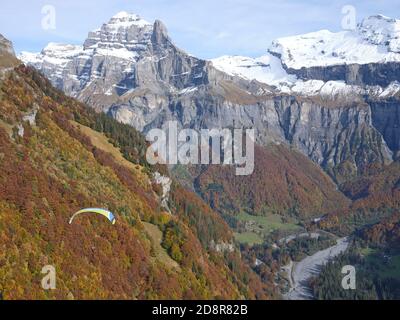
[
  {"xmin": 0, "ymin": 34, "xmax": 15, "ymax": 56},
  {"xmin": 0, "ymin": 34, "xmax": 19, "ymax": 72}
]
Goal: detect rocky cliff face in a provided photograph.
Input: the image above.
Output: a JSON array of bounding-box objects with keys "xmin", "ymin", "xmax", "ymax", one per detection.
[
  {"xmin": 283, "ymin": 62, "xmax": 400, "ymax": 87},
  {"xmin": 369, "ymin": 98, "xmax": 400, "ymax": 160},
  {"xmin": 19, "ymin": 13, "xmax": 400, "ymax": 183},
  {"xmin": 271, "ymin": 96, "xmax": 393, "ymax": 181},
  {"xmin": 19, "ymin": 12, "xmax": 211, "ymax": 113},
  {"xmin": 134, "ymin": 87, "xmax": 393, "ymax": 182}
]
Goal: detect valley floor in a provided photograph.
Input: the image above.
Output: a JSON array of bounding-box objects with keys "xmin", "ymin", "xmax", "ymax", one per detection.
[{"xmin": 283, "ymin": 237, "xmax": 350, "ymax": 300}]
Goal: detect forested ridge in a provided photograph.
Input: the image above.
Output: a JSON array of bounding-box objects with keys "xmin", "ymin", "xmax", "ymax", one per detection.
[
  {"xmin": 195, "ymin": 145, "xmax": 349, "ymax": 219},
  {"xmin": 318, "ymin": 162, "xmax": 400, "ymax": 234}
]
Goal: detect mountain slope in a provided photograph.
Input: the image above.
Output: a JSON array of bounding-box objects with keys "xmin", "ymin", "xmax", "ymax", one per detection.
[
  {"xmin": 0, "ymin": 49, "xmax": 274, "ymax": 299},
  {"xmin": 195, "ymin": 144, "xmax": 349, "ymax": 218},
  {"xmin": 318, "ymin": 161, "xmax": 400, "ymax": 234}
]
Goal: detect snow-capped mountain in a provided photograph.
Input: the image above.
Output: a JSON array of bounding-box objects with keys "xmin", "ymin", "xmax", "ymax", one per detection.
[
  {"xmin": 20, "ymin": 12, "xmax": 154, "ymax": 86},
  {"xmin": 270, "ymin": 15, "xmax": 400, "ymax": 69},
  {"xmin": 212, "ymin": 15, "xmax": 400, "ymax": 98},
  {"xmin": 21, "ymin": 13, "xmax": 400, "ymax": 102},
  {"xmin": 19, "ymin": 11, "xmax": 210, "ymax": 117},
  {"xmin": 18, "ymin": 13, "xmax": 400, "ymax": 182}
]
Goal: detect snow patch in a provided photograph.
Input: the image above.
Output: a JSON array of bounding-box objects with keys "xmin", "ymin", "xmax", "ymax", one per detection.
[
  {"xmin": 179, "ymin": 86, "xmax": 198, "ymax": 95},
  {"xmin": 95, "ymin": 47, "xmax": 138, "ymax": 60},
  {"xmin": 108, "ymin": 11, "xmax": 152, "ymax": 29},
  {"xmin": 211, "ymin": 54, "xmax": 296, "ymax": 87},
  {"xmin": 379, "ymin": 81, "xmax": 400, "ymax": 97}
]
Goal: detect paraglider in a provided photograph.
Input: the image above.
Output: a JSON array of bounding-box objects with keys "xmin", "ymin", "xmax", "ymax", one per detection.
[{"xmin": 69, "ymin": 208, "xmax": 116, "ymax": 225}]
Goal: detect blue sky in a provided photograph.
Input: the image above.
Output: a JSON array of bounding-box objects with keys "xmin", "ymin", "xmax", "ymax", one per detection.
[{"xmin": 1, "ymin": 0, "xmax": 399, "ymax": 58}]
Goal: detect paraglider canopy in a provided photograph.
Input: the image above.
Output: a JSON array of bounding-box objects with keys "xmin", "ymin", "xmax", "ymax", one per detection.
[{"xmin": 69, "ymin": 208, "xmax": 116, "ymax": 225}]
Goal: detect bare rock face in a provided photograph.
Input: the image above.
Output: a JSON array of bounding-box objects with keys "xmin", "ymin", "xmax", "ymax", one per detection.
[
  {"xmin": 151, "ymin": 20, "xmax": 170, "ymax": 50},
  {"xmin": 284, "ymin": 62, "xmax": 400, "ymax": 88},
  {"xmin": 18, "ymin": 13, "xmax": 400, "ymax": 183},
  {"xmin": 369, "ymin": 98, "xmax": 400, "ymax": 160}
]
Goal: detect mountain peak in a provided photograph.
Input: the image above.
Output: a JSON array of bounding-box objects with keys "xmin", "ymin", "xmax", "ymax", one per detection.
[
  {"xmin": 362, "ymin": 14, "xmax": 397, "ymax": 23},
  {"xmin": 151, "ymin": 19, "xmax": 170, "ymax": 48},
  {"xmin": 107, "ymin": 11, "xmax": 152, "ymax": 28},
  {"xmin": 112, "ymin": 11, "xmax": 136, "ymax": 19},
  {"xmin": 83, "ymin": 12, "xmax": 153, "ymax": 50},
  {"xmin": 358, "ymin": 14, "xmax": 400, "ymax": 51},
  {"xmin": 358, "ymin": 14, "xmax": 399, "ymax": 29}
]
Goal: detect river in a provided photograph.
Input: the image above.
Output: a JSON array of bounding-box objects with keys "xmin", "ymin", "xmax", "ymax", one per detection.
[{"xmin": 283, "ymin": 237, "xmax": 350, "ymax": 300}]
